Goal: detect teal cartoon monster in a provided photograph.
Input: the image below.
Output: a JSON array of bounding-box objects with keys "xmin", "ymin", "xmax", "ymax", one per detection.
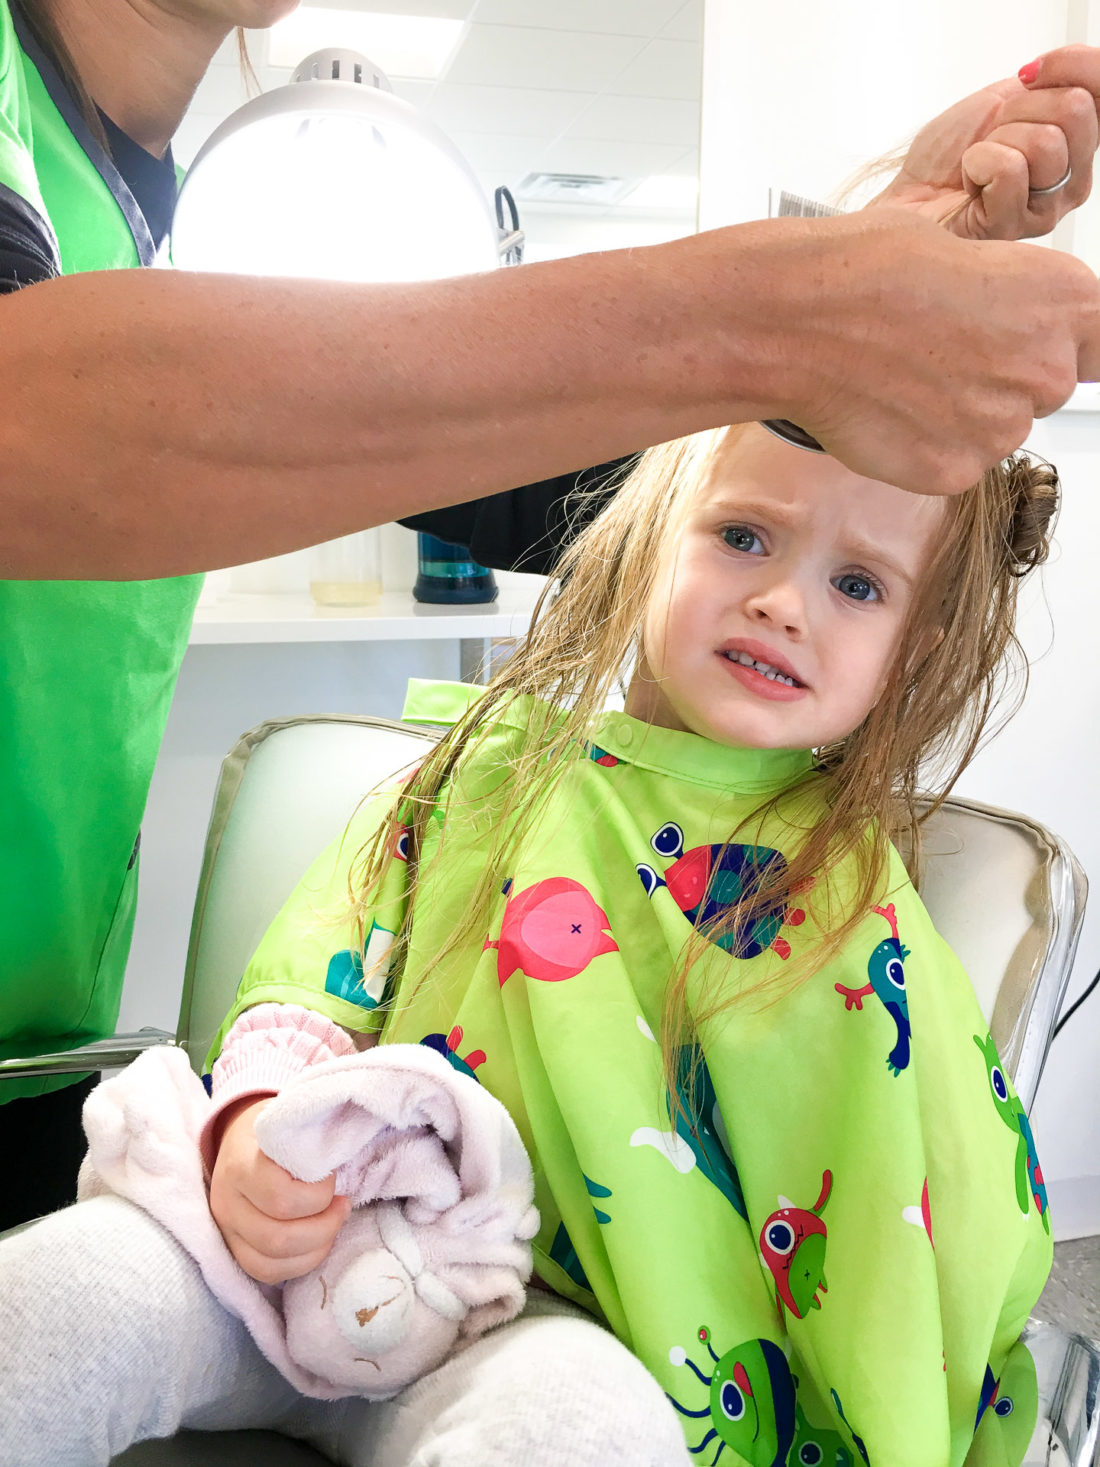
[
  {"xmin": 548, "ymin": 1223, "xmax": 590, "ymax": 1291},
  {"xmin": 973, "ymin": 1032, "xmax": 1050, "ymax": 1233},
  {"xmin": 323, "ymin": 921, "xmax": 394, "ymax": 1010},
  {"xmin": 759, "ymin": 1171, "xmax": 832, "ymax": 1325},
  {"xmin": 668, "ymin": 1045, "xmax": 747, "ymax": 1217},
  {"xmin": 546, "ymin": 1177, "xmax": 612, "ymax": 1293},
  {"xmin": 668, "ymin": 1328, "xmax": 795, "ymax": 1466},
  {"xmin": 835, "ymin": 903, "xmax": 912, "ymax": 1075}
]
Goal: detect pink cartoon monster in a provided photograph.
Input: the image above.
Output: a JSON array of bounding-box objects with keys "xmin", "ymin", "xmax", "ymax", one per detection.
[{"xmin": 486, "ymin": 877, "xmax": 617, "ymax": 987}]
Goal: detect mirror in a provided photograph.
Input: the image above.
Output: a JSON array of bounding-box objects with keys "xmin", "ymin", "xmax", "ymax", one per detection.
[{"xmin": 177, "ymin": 0, "xmax": 703, "ymax": 262}]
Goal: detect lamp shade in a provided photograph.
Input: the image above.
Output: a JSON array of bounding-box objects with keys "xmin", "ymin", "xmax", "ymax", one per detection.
[{"xmin": 172, "ymin": 49, "xmax": 500, "ymax": 283}]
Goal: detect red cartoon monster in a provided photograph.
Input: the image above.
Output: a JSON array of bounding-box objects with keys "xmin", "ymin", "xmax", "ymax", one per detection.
[
  {"xmin": 486, "ymin": 877, "xmax": 617, "ymax": 987},
  {"xmin": 759, "ymin": 1170, "xmax": 832, "ymax": 1326}
]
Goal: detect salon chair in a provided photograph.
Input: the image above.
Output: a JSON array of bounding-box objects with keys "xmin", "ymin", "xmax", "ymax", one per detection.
[{"xmin": 0, "ymin": 714, "xmax": 1093, "ymax": 1465}]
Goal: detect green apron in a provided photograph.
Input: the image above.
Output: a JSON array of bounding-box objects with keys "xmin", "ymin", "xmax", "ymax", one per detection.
[
  {"xmin": 0, "ymin": 2, "xmax": 201, "ymax": 1096},
  {"xmin": 216, "ymin": 681, "xmax": 1052, "ymax": 1467}
]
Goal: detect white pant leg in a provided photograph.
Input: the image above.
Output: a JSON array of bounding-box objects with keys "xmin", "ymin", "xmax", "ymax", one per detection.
[
  {"xmin": 0, "ymin": 1196, "xmax": 303, "ymax": 1467},
  {"xmin": 303, "ymin": 1291, "xmax": 691, "ymax": 1467}
]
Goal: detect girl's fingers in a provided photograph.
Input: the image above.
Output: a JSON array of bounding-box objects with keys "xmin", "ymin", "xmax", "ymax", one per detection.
[
  {"xmin": 243, "ymin": 1148, "xmax": 339, "ymax": 1221},
  {"xmin": 224, "ymin": 1232, "xmax": 339, "ymax": 1285},
  {"xmin": 220, "ymin": 1190, "xmax": 352, "ymax": 1284}
]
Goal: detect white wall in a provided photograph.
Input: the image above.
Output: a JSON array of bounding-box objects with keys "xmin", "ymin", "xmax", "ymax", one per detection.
[
  {"xmin": 700, "ymin": 0, "xmax": 1098, "ymax": 1233},
  {"xmin": 700, "ymin": 0, "xmax": 1072, "ymax": 229}
]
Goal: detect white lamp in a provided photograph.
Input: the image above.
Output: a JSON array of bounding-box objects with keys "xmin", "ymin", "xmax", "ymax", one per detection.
[
  {"xmin": 172, "ymin": 48, "xmax": 504, "ymax": 283},
  {"xmin": 174, "ymin": 50, "xmax": 519, "ymax": 608}
]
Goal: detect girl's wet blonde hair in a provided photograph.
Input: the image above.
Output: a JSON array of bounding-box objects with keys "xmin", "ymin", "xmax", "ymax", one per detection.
[{"xmin": 350, "ymin": 428, "xmax": 1058, "ymax": 1102}]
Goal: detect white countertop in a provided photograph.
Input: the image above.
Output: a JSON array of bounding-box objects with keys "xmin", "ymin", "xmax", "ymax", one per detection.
[{"xmin": 189, "ymin": 584, "xmax": 544, "ymax": 645}]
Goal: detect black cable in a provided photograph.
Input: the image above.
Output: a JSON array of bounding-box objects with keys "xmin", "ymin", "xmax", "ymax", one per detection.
[{"xmin": 1052, "ymin": 964, "xmax": 1100, "ymax": 1040}]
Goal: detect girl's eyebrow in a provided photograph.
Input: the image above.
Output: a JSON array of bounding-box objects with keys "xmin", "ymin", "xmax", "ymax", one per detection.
[
  {"xmin": 706, "ymin": 494, "xmax": 799, "ymax": 528},
  {"xmin": 842, "ymin": 533, "xmax": 916, "ymax": 588},
  {"xmin": 705, "ymin": 494, "xmax": 915, "ymax": 587}
]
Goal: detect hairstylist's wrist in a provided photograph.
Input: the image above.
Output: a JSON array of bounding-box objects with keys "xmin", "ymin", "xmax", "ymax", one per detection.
[{"xmin": 629, "ymin": 219, "xmax": 832, "ymax": 433}]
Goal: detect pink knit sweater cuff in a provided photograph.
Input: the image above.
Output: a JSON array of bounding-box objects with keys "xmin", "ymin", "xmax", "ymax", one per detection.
[{"xmin": 200, "ymin": 1003, "xmax": 358, "ymax": 1177}]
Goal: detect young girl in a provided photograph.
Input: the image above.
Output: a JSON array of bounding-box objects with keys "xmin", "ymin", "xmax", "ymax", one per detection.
[{"xmin": 0, "ymin": 424, "xmax": 1057, "ymax": 1467}]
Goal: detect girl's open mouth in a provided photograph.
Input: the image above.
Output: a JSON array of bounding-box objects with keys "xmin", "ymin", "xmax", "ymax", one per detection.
[{"xmin": 719, "ymin": 649, "xmax": 808, "ymax": 701}]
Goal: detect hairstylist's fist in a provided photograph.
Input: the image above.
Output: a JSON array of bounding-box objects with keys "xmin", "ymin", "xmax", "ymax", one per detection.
[
  {"xmin": 876, "ymin": 48, "xmax": 1100, "ymax": 239},
  {"xmin": 209, "ymin": 1095, "xmax": 351, "ymax": 1285},
  {"xmin": 760, "ymin": 211, "xmax": 1100, "ymax": 494}
]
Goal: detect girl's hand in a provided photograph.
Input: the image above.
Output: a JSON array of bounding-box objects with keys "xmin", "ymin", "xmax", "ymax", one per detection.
[
  {"xmin": 208, "ymin": 1095, "xmax": 352, "ymax": 1285},
  {"xmin": 872, "ymin": 47, "xmax": 1100, "ymax": 240}
]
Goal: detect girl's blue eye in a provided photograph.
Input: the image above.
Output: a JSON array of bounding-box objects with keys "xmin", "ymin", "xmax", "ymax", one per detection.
[
  {"xmin": 723, "ymin": 526, "xmax": 763, "ymax": 554},
  {"xmin": 834, "ymin": 572, "xmax": 879, "ymax": 603}
]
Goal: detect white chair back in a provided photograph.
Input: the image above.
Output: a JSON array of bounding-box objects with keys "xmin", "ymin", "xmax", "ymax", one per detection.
[
  {"xmin": 912, "ymin": 795, "xmax": 1086, "ymax": 1110},
  {"xmin": 176, "ymin": 716, "xmax": 440, "ymax": 1077}
]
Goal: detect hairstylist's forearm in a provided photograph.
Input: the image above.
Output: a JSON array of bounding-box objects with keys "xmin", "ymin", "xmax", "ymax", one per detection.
[
  {"xmin": 0, "ymin": 211, "xmax": 1095, "ymax": 578},
  {"xmin": 1, "ymin": 235, "xmax": 785, "ymax": 580}
]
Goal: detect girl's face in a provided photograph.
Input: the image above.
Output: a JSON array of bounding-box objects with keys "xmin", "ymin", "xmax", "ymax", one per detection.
[{"xmin": 626, "ymin": 427, "xmax": 947, "ymax": 750}]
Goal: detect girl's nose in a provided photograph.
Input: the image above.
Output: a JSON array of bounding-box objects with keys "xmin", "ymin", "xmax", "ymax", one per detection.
[{"xmin": 745, "ymin": 578, "xmax": 808, "ymax": 637}]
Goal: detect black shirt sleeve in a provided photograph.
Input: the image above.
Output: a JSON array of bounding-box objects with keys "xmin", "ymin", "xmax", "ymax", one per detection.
[
  {"xmin": 0, "ymin": 182, "xmax": 59, "ymax": 293},
  {"xmin": 398, "ymin": 456, "xmax": 638, "ymax": 577}
]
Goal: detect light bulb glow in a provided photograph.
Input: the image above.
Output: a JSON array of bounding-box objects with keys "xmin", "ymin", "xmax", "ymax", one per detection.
[{"xmin": 173, "ymin": 84, "xmax": 500, "ymax": 283}]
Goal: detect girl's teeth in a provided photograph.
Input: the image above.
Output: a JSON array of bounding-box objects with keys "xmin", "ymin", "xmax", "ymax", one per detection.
[{"xmin": 726, "ymin": 650, "xmax": 796, "ymax": 687}]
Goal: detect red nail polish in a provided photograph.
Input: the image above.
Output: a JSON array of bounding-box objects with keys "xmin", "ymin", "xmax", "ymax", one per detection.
[{"xmin": 1018, "ymin": 59, "xmax": 1041, "ymax": 84}]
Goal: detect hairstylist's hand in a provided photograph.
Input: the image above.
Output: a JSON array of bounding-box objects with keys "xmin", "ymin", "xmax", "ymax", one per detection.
[
  {"xmin": 209, "ymin": 1095, "xmax": 351, "ymax": 1284},
  {"xmin": 873, "ymin": 47, "xmax": 1100, "ymax": 240},
  {"xmin": 762, "ymin": 210, "xmax": 1100, "ymax": 493}
]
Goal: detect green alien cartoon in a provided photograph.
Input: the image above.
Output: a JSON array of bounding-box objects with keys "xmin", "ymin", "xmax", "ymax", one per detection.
[
  {"xmin": 668, "ymin": 1327, "xmax": 796, "ymax": 1466},
  {"xmin": 973, "ymin": 1032, "xmax": 1050, "ymax": 1234},
  {"xmin": 787, "ymin": 1394, "xmax": 853, "ymax": 1467}
]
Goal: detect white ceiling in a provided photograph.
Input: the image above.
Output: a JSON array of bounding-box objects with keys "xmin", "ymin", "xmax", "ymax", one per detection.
[{"xmin": 176, "ymin": 0, "xmax": 703, "ymax": 249}]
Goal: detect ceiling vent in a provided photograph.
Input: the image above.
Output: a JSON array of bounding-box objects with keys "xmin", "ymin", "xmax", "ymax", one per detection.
[{"xmin": 517, "ymin": 172, "xmax": 628, "ymax": 205}]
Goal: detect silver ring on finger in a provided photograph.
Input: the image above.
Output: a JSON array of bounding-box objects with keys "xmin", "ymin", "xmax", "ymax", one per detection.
[{"xmin": 1029, "ymin": 164, "xmax": 1072, "ymax": 197}]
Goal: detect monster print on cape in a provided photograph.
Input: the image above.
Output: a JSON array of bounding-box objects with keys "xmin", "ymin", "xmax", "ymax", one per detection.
[
  {"xmin": 486, "ymin": 876, "xmax": 617, "ymax": 986},
  {"xmin": 974, "ymin": 1032, "xmax": 1051, "ymax": 1233},
  {"xmin": 669, "ymin": 1329, "xmax": 796, "ymax": 1467},
  {"xmin": 667, "ymin": 1044, "xmax": 747, "ymax": 1216},
  {"xmin": 637, "ymin": 821, "xmax": 806, "ymax": 960},
  {"xmin": 788, "ymin": 1395, "xmax": 853, "ymax": 1467},
  {"xmin": 419, "ymin": 1025, "xmax": 486, "ymax": 1081},
  {"xmin": 759, "ymin": 1171, "xmax": 832, "ymax": 1325},
  {"xmin": 834, "ymin": 904, "xmax": 912, "ymax": 1074}
]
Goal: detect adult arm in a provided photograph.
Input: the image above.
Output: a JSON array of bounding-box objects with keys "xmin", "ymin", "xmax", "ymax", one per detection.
[
  {"xmin": 407, "ymin": 45, "xmax": 1100, "ymax": 581},
  {"xmin": 2, "ymin": 208, "xmax": 1097, "ymax": 582}
]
